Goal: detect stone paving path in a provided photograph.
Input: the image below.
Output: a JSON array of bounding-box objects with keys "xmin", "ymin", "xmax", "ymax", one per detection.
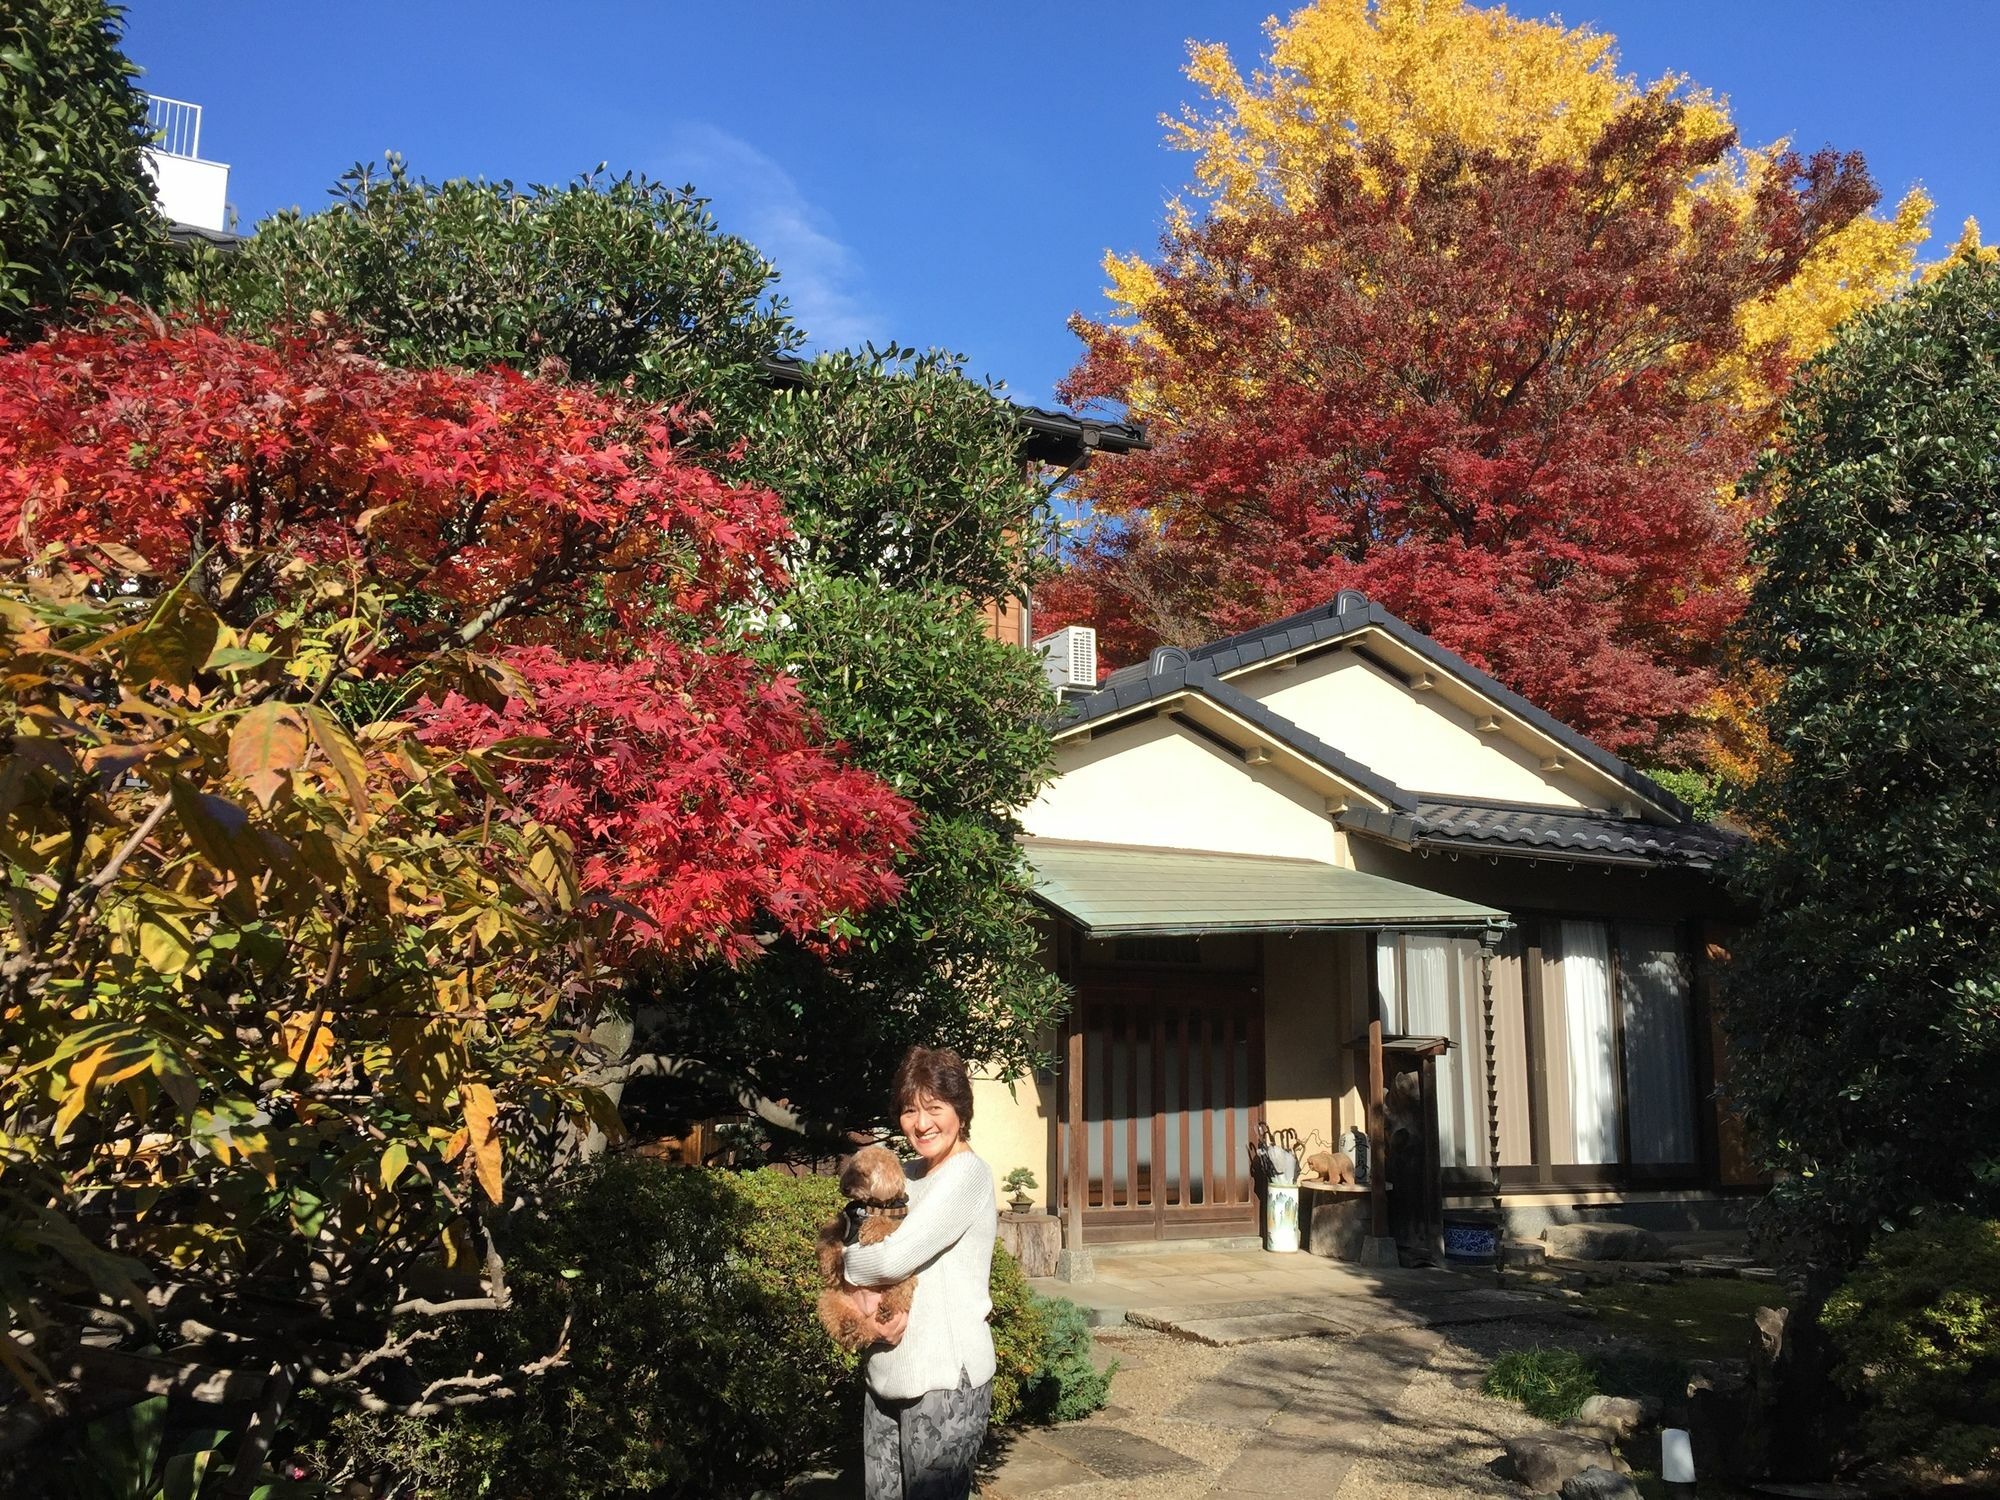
[{"xmin": 976, "ymin": 1248, "xmax": 1572, "ymax": 1498}]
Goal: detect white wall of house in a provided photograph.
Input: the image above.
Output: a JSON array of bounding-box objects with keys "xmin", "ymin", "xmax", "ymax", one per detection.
[
  {"xmin": 971, "ymin": 1068, "xmax": 1056, "ymax": 1212},
  {"xmin": 143, "ymin": 149, "xmax": 229, "ymax": 233},
  {"xmin": 1242, "ymin": 650, "xmax": 1597, "ymax": 809},
  {"xmin": 1023, "ymin": 716, "xmax": 1341, "ymax": 863}
]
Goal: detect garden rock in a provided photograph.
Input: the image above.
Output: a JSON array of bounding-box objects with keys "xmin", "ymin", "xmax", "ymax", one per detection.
[
  {"xmin": 1504, "ymin": 1432, "xmax": 1628, "ymax": 1494},
  {"xmin": 1540, "ymin": 1222, "xmax": 1668, "ymax": 1261},
  {"xmin": 1559, "ymin": 1470, "xmax": 1642, "ymax": 1500},
  {"xmin": 1564, "ymin": 1394, "xmax": 1660, "ymax": 1442}
]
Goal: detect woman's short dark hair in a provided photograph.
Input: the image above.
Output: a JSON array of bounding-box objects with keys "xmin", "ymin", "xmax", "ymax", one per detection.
[{"xmin": 891, "ymin": 1045, "xmax": 974, "ymax": 1138}]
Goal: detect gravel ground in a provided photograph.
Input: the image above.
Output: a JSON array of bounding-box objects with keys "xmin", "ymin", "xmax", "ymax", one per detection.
[
  {"xmin": 1332, "ymin": 1318, "xmax": 1593, "ymax": 1499},
  {"xmin": 992, "ymin": 1308, "xmax": 1653, "ymax": 1500}
]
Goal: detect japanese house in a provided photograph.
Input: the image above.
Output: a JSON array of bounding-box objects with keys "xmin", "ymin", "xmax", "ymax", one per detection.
[{"xmin": 972, "ymin": 590, "xmax": 1752, "ymax": 1260}]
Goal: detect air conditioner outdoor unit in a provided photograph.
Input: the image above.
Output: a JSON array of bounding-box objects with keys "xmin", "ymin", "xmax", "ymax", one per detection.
[{"xmin": 1034, "ymin": 625, "xmax": 1098, "ymax": 694}]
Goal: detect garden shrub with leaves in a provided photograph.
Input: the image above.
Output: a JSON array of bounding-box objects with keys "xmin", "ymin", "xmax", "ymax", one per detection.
[
  {"xmin": 1727, "ymin": 259, "xmax": 2000, "ymax": 1268},
  {"xmin": 0, "ymin": 0, "xmax": 166, "ymax": 341},
  {"xmin": 181, "ymin": 163, "xmax": 1070, "ymax": 1141},
  {"xmin": 327, "ymin": 1158, "xmax": 1109, "ymax": 1498},
  {"xmin": 1822, "ymin": 1215, "xmax": 2000, "ymax": 1476},
  {"xmin": 0, "ymin": 312, "xmax": 911, "ymax": 1466}
]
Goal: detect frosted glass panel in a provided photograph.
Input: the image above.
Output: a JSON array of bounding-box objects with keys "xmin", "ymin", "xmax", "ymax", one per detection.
[{"xmin": 1618, "ymin": 923, "xmax": 1696, "ymax": 1165}]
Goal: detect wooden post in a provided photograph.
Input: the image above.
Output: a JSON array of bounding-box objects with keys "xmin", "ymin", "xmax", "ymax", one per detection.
[
  {"xmin": 1065, "ymin": 1018, "xmax": 1085, "ymax": 1252},
  {"xmin": 1367, "ymin": 1018, "xmax": 1389, "ymax": 1238}
]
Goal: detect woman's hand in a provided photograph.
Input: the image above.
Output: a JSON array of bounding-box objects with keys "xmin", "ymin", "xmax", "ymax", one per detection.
[{"xmin": 871, "ymin": 1306, "xmax": 911, "ymax": 1348}]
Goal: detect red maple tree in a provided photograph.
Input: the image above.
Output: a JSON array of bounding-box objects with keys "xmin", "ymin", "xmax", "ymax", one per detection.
[
  {"xmin": 0, "ymin": 312, "xmax": 913, "ymax": 958},
  {"xmin": 1046, "ymin": 98, "xmax": 1877, "ymax": 751}
]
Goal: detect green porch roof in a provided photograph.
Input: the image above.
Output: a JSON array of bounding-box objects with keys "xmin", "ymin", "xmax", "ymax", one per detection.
[{"xmin": 1022, "ymin": 840, "xmax": 1509, "ymax": 938}]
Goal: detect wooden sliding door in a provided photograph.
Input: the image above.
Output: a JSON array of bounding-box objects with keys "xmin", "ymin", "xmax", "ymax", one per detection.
[{"xmin": 1060, "ymin": 975, "xmax": 1264, "ymax": 1244}]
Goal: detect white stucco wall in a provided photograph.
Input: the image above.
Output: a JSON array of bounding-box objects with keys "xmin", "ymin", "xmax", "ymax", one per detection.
[
  {"xmin": 1023, "ymin": 716, "xmax": 1341, "ymax": 862},
  {"xmin": 971, "ymin": 1069, "xmax": 1055, "ymax": 1211},
  {"xmin": 1247, "ymin": 651, "xmax": 1596, "ymax": 808},
  {"xmin": 143, "ymin": 150, "xmax": 229, "ymax": 233}
]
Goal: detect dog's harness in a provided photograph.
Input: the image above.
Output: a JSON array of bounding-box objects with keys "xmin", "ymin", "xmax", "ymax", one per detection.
[{"xmin": 840, "ymin": 1196, "xmax": 909, "ymax": 1246}]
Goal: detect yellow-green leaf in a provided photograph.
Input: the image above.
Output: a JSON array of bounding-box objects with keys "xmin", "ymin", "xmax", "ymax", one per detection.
[
  {"xmin": 379, "ymin": 1140, "xmax": 410, "ymax": 1191},
  {"xmin": 229, "ymin": 703, "xmax": 307, "ymax": 810},
  {"xmin": 304, "ymin": 704, "xmax": 371, "ymax": 821},
  {"xmin": 462, "ymin": 1083, "xmax": 503, "ymax": 1204}
]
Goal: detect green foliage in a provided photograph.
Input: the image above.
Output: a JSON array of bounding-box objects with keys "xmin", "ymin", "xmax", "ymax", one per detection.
[
  {"xmin": 0, "ymin": 0, "xmax": 166, "ymax": 339},
  {"xmin": 40, "ymin": 1397, "xmax": 291, "ymax": 1500},
  {"xmin": 1020, "ymin": 1295, "xmax": 1115, "ymax": 1424},
  {"xmin": 1822, "ymin": 1215, "xmax": 2000, "ymax": 1476},
  {"xmin": 176, "ymin": 155, "xmax": 792, "ymax": 416},
  {"xmin": 1641, "ymin": 767, "xmax": 1722, "ymax": 823},
  {"xmin": 1484, "ymin": 1346, "xmax": 1600, "ymax": 1424},
  {"xmin": 184, "ymin": 159, "xmax": 1069, "ymax": 1138},
  {"xmin": 987, "ymin": 1237, "xmax": 1046, "ymax": 1427},
  {"xmin": 737, "ymin": 347, "xmax": 1055, "ymax": 604},
  {"xmin": 1727, "ymin": 260, "xmax": 2000, "ymax": 1265},
  {"xmin": 1003, "ymin": 1167, "xmax": 1039, "ymax": 1195},
  {"xmin": 330, "ymin": 1160, "xmax": 1101, "ymax": 1498},
  {"xmin": 329, "ymin": 1160, "xmax": 858, "ymax": 1500}
]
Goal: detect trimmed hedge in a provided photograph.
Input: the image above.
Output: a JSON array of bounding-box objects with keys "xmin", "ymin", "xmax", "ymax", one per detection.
[
  {"xmin": 1823, "ymin": 1215, "xmax": 2000, "ymax": 1476},
  {"xmin": 328, "ymin": 1157, "xmax": 1108, "ymax": 1498}
]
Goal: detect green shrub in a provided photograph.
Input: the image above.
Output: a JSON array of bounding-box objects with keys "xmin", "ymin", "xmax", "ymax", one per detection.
[
  {"xmin": 987, "ymin": 1238, "xmax": 1048, "ymax": 1427},
  {"xmin": 329, "ymin": 1159, "xmax": 856, "ymax": 1500},
  {"xmin": 1484, "ymin": 1346, "xmax": 1599, "ymax": 1423},
  {"xmin": 1020, "ymin": 1295, "xmax": 1115, "ymax": 1423},
  {"xmin": 1822, "ymin": 1215, "xmax": 2000, "ymax": 1476},
  {"xmin": 328, "ymin": 1159, "xmax": 1105, "ymax": 1499},
  {"xmin": 1, "ymin": 0, "xmax": 167, "ymax": 341}
]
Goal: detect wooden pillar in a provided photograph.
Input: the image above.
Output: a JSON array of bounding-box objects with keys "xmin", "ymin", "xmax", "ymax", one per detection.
[
  {"xmin": 1064, "ymin": 1018, "xmax": 1085, "ymax": 1251},
  {"xmin": 1367, "ymin": 1018, "xmax": 1389, "ymax": 1238}
]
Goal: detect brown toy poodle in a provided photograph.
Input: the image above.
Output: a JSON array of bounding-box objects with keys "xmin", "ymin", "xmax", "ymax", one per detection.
[{"xmin": 815, "ymin": 1145, "xmax": 918, "ymax": 1351}]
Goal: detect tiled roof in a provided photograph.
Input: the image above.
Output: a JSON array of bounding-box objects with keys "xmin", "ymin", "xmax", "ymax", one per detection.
[{"xmin": 1342, "ymin": 801, "xmax": 1741, "ymax": 868}]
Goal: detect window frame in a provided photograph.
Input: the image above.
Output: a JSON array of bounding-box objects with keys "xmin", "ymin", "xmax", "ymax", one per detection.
[{"xmin": 1378, "ymin": 913, "xmax": 1712, "ymax": 1192}]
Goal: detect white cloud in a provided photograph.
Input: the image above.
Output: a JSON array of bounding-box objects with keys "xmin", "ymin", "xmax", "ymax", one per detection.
[{"xmin": 656, "ymin": 123, "xmax": 881, "ymax": 354}]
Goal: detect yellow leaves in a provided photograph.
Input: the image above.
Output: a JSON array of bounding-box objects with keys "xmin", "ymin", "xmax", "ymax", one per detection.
[
  {"xmin": 228, "ymin": 702, "xmax": 307, "ymax": 809},
  {"xmin": 379, "ymin": 1139, "xmax": 410, "ymax": 1190},
  {"xmin": 461, "ymin": 1082, "xmax": 504, "ymax": 1204},
  {"xmin": 279, "ymin": 1012, "xmax": 335, "ymax": 1074},
  {"xmin": 304, "ymin": 704, "xmax": 372, "ymax": 823},
  {"xmin": 1168, "ymin": 0, "xmax": 1638, "ymax": 210}
]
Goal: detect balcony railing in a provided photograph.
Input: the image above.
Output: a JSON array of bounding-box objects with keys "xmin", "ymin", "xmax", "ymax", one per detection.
[{"xmin": 143, "ymin": 94, "xmax": 203, "ymax": 160}]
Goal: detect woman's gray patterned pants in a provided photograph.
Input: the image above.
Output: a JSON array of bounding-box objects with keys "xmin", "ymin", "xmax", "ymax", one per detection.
[{"xmin": 861, "ymin": 1371, "xmax": 993, "ymax": 1500}]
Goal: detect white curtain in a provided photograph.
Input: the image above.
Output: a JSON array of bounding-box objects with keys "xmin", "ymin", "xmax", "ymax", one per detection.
[
  {"xmin": 1556, "ymin": 921, "xmax": 1620, "ymax": 1164},
  {"xmin": 1618, "ymin": 923, "xmax": 1697, "ymax": 1164},
  {"xmin": 1378, "ymin": 934, "xmax": 1487, "ymax": 1169},
  {"xmin": 1375, "ymin": 937, "xmax": 1401, "ymax": 1030}
]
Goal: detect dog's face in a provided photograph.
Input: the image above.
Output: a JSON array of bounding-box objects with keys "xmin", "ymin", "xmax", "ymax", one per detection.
[{"xmin": 840, "ymin": 1145, "xmax": 907, "ymax": 1205}]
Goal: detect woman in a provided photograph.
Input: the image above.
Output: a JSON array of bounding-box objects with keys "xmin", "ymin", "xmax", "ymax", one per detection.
[{"xmin": 842, "ymin": 1045, "xmax": 998, "ymax": 1500}]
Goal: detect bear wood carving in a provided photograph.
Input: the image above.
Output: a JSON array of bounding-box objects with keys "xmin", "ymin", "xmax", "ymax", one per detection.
[
  {"xmin": 816, "ymin": 1145, "xmax": 918, "ymax": 1351},
  {"xmin": 1305, "ymin": 1149, "xmax": 1357, "ymax": 1187}
]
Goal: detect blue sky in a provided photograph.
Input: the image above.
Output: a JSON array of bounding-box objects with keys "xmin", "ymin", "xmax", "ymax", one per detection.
[{"xmin": 124, "ymin": 2, "xmax": 2000, "ymax": 408}]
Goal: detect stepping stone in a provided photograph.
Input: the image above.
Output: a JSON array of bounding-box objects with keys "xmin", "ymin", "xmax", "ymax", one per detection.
[
  {"xmin": 1541, "ymin": 1223, "xmax": 1669, "ymax": 1261},
  {"xmin": 1029, "ymin": 1425, "xmax": 1201, "ymax": 1481},
  {"xmin": 976, "ymin": 1431, "xmax": 1099, "ymax": 1497}
]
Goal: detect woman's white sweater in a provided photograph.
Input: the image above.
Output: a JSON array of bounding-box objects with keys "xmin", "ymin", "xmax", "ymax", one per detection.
[{"xmin": 842, "ymin": 1149, "xmax": 997, "ymax": 1400}]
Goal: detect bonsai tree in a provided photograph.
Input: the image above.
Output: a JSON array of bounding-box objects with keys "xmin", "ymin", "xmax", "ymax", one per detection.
[{"xmin": 1003, "ymin": 1167, "xmax": 1039, "ymax": 1211}]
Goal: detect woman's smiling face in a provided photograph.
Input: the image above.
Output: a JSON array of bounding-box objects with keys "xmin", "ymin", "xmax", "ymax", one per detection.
[{"xmin": 900, "ymin": 1090, "xmax": 963, "ymax": 1166}]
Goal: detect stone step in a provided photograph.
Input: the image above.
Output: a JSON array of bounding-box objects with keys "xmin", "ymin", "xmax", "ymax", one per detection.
[{"xmin": 1500, "ymin": 1238, "xmax": 1547, "ymax": 1268}]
